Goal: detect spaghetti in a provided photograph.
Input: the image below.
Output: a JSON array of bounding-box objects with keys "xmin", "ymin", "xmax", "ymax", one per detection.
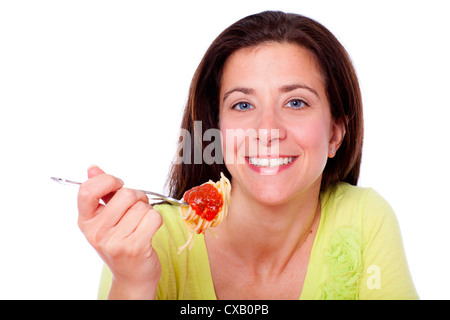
[{"xmin": 178, "ymin": 172, "xmax": 231, "ymax": 254}]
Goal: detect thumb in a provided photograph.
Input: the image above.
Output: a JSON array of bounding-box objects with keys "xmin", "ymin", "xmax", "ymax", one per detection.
[
  {"xmin": 85, "ymin": 165, "xmax": 118, "ymax": 205},
  {"xmin": 87, "ymin": 165, "xmax": 105, "ymax": 179}
]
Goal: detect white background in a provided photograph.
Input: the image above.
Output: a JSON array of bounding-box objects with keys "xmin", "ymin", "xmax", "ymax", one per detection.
[{"xmin": 1, "ymin": 0, "xmax": 449, "ymax": 299}]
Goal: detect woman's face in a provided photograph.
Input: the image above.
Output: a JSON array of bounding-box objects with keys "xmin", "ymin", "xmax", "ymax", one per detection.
[{"xmin": 219, "ymin": 42, "xmax": 344, "ymax": 205}]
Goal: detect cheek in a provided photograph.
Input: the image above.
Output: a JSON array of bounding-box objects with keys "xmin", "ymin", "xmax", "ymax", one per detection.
[
  {"xmin": 291, "ymin": 118, "xmax": 330, "ymax": 156},
  {"xmin": 220, "ymin": 127, "xmax": 235, "ymax": 165},
  {"xmin": 219, "ymin": 126, "xmax": 249, "ymax": 166},
  {"xmin": 219, "ymin": 118, "xmax": 238, "ymax": 167}
]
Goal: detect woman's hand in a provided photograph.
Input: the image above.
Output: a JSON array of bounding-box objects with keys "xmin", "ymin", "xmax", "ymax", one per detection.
[{"xmin": 77, "ymin": 166, "xmax": 163, "ymax": 299}]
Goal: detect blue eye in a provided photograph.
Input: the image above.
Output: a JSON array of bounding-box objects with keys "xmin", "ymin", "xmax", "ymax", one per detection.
[
  {"xmin": 233, "ymin": 102, "xmax": 254, "ymax": 111},
  {"xmin": 286, "ymin": 99, "xmax": 307, "ymax": 109}
]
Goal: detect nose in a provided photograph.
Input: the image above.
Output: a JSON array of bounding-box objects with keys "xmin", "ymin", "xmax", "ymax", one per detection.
[{"xmin": 255, "ymin": 107, "xmax": 287, "ymax": 145}]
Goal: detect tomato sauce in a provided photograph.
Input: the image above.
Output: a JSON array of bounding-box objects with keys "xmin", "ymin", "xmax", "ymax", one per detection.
[{"xmin": 183, "ymin": 183, "xmax": 223, "ymax": 221}]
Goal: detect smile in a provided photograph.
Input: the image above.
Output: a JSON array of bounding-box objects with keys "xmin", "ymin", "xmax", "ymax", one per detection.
[{"xmin": 248, "ymin": 156, "xmax": 297, "ymax": 168}]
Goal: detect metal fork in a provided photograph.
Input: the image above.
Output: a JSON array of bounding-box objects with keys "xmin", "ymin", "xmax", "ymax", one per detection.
[{"xmin": 50, "ymin": 177, "xmax": 188, "ymax": 206}]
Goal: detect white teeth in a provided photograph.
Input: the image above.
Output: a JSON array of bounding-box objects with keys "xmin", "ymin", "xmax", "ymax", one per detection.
[
  {"xmin": 248, "ymin": 157, "xmax": 295, "ymax": 167},
  {"xmin": 269, "ymin": 158, "xmax": 278, "ymax": 167},
  {"xmin": 260, "ymin": 158, "xmax": 269, "ymax": 167}
]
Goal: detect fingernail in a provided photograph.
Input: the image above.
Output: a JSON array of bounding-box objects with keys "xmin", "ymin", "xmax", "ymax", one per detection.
[{"xmin": 87, "ymin": 164, "xmax": 98, "ymax": 171}]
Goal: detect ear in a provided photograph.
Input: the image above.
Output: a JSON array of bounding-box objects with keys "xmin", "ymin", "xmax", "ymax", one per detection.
[{"xmin": 328, "ymin": 116, "xmax": 346, "ymax": 158}]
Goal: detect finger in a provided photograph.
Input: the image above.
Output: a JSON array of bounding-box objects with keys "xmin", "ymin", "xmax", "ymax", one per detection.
[
  {"xmin": 77, "ymin": 173, "xmax": 124, "ymax": 221},
  {"xmin": 129, "ymin": 208, "xmax": 163, "ymax": 244},
  {"xmin": 94, "ymin": 188, "xmax": 149, "ymax": 230},
  {"xmin": 87, "ymin": 166, "xmax": 118, "ymax": 204},
  {"xmin": 112, "ymin": 201, "xmax": 152, "ymax": 239},
  {"xmin": 87, "ymin": 165, "xmax": 105, "ymax": 179}
]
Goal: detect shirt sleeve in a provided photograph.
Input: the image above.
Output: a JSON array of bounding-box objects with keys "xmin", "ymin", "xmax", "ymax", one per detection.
[
  {"xmin": 359, "ymin": 189, "xmax": 418, "ymax": 299},
  {"xmin": 97, "ymin": 263, "xmax": 112, "ymax": 300}
]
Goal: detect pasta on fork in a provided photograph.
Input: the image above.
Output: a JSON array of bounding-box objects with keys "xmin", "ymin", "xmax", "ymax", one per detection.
[{"xmin": 178, "ymin": 173, "xmax": 231, "ymax": 254}]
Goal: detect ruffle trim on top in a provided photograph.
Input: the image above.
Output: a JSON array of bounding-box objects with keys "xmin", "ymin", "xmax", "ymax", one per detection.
[{"xmin": 321, "ymin": 227, "xmax": 362, "ymax": 299}]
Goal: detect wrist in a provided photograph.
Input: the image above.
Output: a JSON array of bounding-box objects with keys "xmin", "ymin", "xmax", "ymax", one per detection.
[{"xmin": 108, "ymin": 277, "xmax": 159, "ymax": 300}]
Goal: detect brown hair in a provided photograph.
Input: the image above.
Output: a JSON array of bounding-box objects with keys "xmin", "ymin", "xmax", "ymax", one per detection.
[{"xmin": 166, "ymin": 10, "xmax": 363, "ymax": 199}]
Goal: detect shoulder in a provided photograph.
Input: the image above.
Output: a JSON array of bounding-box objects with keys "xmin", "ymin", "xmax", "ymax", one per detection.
[
  {"xmin": 322, "ymin": 182, "xmax": 402, "ymax": 248},
  {"xmin": 322, "ymin": 182, "xmax": 408, "ymax": 263},
  {"xmin": 322, "ymin": 182, "xmax": 396, "ymax": 225},
  {"xmin": 324, "ymin": 182, "xmax": 388, "ymax": 206},
  {"xmin": 313, "ymin": 183, "xmax": 416, "ymax": 299}
]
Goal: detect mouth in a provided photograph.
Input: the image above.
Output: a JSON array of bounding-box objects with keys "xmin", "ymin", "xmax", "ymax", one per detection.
[{"xmin": 247, "ymin": 156, "xmax": 297, "ymax": 168}]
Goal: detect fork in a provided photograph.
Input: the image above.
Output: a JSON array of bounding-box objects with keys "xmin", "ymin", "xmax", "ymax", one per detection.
[{"xmin": 50, "ymin": 177, "xmax": 188, "ymax": 206}]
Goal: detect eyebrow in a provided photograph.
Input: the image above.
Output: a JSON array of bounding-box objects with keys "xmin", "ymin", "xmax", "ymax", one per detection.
[
  {"xmin": 222, "ymin": 87, "xmax": 255, "ymax": 102},
  {"xmin": 222, "ymin": 83, "xmax": 319, "ymax": 102},
  {"xmin": 279, "ymin": 84, "xmax": 319, "ymax": 97}
]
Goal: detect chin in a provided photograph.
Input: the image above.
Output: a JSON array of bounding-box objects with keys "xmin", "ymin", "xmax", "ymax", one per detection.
[
  {"xmin": 255, "ymin": 193, "xmax": 293, "ymax": 207},
  {"xmin": 237, "ymin": 170, "xmax": 323, "ymax": 204}
]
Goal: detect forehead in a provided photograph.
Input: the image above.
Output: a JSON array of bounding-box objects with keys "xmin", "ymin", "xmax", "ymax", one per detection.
[{"xmin": 221, "ymin": 42, "xmax": 325, "ymax": 91}]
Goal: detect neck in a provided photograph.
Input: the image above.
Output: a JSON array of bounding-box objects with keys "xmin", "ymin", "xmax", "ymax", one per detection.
[{"xmin": 213, "ymin": 182, "xmax": 322, "ymax": 273}]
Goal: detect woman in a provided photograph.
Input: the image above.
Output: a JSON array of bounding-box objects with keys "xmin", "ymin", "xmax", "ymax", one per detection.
[{"xmin": 78, "ymin": 11, "xmax": 418, "ymax": 299}]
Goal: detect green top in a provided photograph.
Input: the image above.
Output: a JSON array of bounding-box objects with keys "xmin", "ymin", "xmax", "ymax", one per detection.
[{"xmin": 98, "ymin": 182, "xmax": 418, "ymax": 300}]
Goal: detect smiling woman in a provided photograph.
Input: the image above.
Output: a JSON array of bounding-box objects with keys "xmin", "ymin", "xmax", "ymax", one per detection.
[
  {"xmin": 167, "ymin": 11, "xmax": 363, "ymax": 198},
  {"xmin": 91, "ymin": 11, "xmax": 418, "ymax": 300},
  {"xmin": 219, "ymin": 43, "xmax": 340, "ymax": 198}
]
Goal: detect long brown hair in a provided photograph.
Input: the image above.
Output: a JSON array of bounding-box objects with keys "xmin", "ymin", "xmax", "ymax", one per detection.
[{"xmin": 166, "ymin": 11, "xmax": 363, "ymax": 199}]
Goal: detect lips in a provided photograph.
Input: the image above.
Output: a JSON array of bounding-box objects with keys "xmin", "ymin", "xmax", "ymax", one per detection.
[{"xmin": 248, "ymin": 156, "xmax": 296, "ymax": 168}]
